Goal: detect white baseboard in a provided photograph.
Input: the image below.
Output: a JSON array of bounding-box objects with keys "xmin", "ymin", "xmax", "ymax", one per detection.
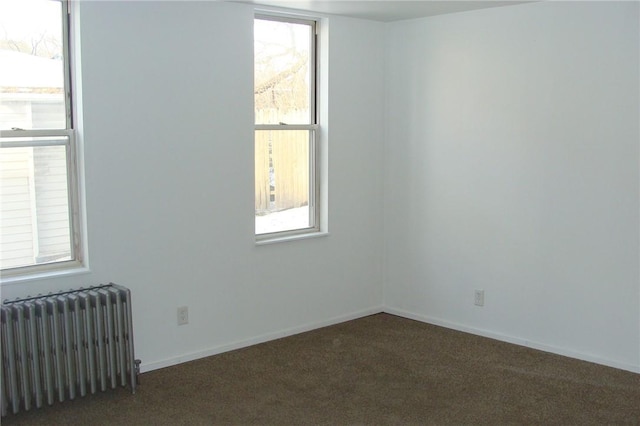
[
  {"xmin": 141, "ymin": 305, "xmax": 384, "ymax": 373},
  {"xmin": 141, "ymin": 305, "xmax": 639, "ymax": 375},
  {"xmin": 383, "ymin": 306, "xmax": 640, "ymax": 374}
]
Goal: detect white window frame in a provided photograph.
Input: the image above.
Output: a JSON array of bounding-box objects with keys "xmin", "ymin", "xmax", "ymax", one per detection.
[
  {"xmin": 254, "ymin": 14, "xmax": 321, "ymax": 242},
  {"xmin": 0, "ymin": 0, "xmax": 85, "ymax": 280}
]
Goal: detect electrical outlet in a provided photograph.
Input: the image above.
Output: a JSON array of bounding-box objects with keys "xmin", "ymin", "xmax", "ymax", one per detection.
[
  {"xmin": 177, "ymin": 306, "xmax": 189, "ymax": 325},
  {"xmin": 474, "ymin": 290, "xmax": 485, "ymax": 307}
]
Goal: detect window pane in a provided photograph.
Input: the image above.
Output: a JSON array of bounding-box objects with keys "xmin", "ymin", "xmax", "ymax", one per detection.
[
  {"xmin": 255, "ymin": 130, "xmax": 311, "ymax": 234},
  {"xmin": 0, "ymin": 0, "xmax": 66, "ymax": 130},
  {"xmin": 0, "ymin": 141, "xmax": 72, "ymax": 269},
  {"xmin": 254, "ymin": 19, "xmax": 313, "ymax": 125}
]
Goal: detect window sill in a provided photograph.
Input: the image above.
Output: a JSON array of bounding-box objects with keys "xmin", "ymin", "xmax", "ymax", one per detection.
[
  {"xmin": 1, "ymin": 265, "xmax": 91, "ymax": 287},
  {"xmin": 256, "ymin": 231, "xmax": 329, "ymax": 246}
]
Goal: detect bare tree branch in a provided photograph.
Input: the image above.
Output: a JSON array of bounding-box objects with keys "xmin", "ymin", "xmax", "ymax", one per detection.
[
  {"xmin": 30, "ymin": 31, "xmax": 46, "ymax": 55},
  {"xmin": 254, "ymin": 56, "xmax": 307, "ymax": 96}
]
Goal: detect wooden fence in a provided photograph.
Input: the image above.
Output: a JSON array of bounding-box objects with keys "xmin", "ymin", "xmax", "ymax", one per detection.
[
  {"xmin": 255, "ymin": 130, "xmax": 309, "ymax": 213},
  {"xmin": 255, "ymin": 110, "xmax": 310, "ymax": 213}
]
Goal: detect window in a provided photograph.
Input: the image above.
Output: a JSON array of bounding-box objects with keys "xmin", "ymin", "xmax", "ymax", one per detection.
[
  {"xmin": 0, "ymin": 0, "xmax": 83, "ymax": 277},
  {"xmin": 254, "ymin": 15, "xmax": 319, "ymax": 239}
]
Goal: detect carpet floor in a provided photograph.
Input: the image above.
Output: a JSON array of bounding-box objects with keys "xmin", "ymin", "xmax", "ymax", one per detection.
[{"xmin": 3, "ymin": 313, "xmax": 639, "ymax": 425}]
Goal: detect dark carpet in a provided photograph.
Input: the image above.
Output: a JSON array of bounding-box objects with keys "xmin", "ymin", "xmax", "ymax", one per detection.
[{"xmin": 3, "ymin": 313, "xmax": 639, "ymax": 425}]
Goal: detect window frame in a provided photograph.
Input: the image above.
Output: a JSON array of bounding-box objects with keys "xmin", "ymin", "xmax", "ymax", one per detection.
[
  {"xmin": 254, "ymin": 14, "xmax": 321, "ymax": 242},
  {"xmin": 0, "ymin": 0, "xmax": 84, "ymax": 280}
]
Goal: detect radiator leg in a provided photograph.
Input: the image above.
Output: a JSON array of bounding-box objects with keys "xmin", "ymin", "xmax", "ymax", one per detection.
[{"xmin": 134, "ymin": 359, "xmax": 141, "ymax": 392}]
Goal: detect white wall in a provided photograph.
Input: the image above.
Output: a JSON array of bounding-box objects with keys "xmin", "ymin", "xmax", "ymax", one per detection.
[
  {"xmin": 384, "ymin": 1, "xmax": 640, "ymax": 372},
  {"xmin": 1, "ymin": 2, "xmax": 386, "ymax": 371},
  {"xmin": 2, "ymin": 0, "xmax": 638, "ymax": 375}
]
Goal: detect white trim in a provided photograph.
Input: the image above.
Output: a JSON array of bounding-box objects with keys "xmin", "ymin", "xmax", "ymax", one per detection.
[
  {"xmin": 0, "ymin": 1, "xmax": 86, "ymax": 280},
  {"xmin": 383, "ymin": 306, "xmax": 640, "ymax": 374},
  {"xmin": 0, "ymin": 129, "xmax": 73, "ymax": 141},
  {"xmin": 69, "ymin": 0, "xmax": 89, "ymax": 277},
  {"xmin": 254, "ymin": 14, "xmax": 321, "ymax": 239},
  {"xmin": 255, "ymin": 124, "xmax": 318, "ymax": 131},
  {"xmin": 254, "ymin": 5, "xmax": 329, "ymax": 22},
  {"xmin": 0, "ymin": 264, "xmax": 90, "ymax": 287},
  {"xmin": 141, "ymin": 305, "xmax": 639, "ymax": 374},
  {"xmin": 256, "ymin": 230, "xmax": 329, "ymax": 246},
  {"xmin": 140, "ymin": 305, "xmax": 383, "ymax": 373}
]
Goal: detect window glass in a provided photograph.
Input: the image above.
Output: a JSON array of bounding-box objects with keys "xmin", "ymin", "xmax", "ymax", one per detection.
[
  {"xmin": 254, "ymin": 18, "xmax": 313, "ymax": 125},
  {"xmin": 254, "ymin": 16, "xmax": 318, "ymax": 238},
  {"xmin": 1, "ymin": 141, "xmax": 72, "ymax": 269},
  {"xmin": 255, "ymin": 130, "xmax": 311, "ymax": 234},
  {"xmin": 0, "ymin": 0, "xmax": 80, "ymax": 275},
  {"xmin": 0, "ymin": 0, "xmax": 67, "ymax": 130}
]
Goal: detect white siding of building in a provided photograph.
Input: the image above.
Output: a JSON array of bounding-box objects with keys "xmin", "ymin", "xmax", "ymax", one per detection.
[
  {"xmin": 0, "ymin": 147, "xmax": 36, "ymax": 268},
  {"xmin": 33, "ymin": 145, "xmax": 71, "ymax": 263}
]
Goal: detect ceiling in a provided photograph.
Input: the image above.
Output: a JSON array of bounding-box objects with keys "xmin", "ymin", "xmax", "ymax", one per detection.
[{"xmin": 231, "ymin": 0, "xmax": 533, "ymax": 22}]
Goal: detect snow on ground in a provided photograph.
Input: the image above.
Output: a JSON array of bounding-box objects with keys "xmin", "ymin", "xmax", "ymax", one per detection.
[{"xmin": 255, "ymin": 206, "xmax": 309, "ymax": 234}]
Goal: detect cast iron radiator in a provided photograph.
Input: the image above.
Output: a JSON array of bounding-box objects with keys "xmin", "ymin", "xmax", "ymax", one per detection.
[{"xmin": 1, "ymin": 283, "xmax": 140, "ymax": 417}]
